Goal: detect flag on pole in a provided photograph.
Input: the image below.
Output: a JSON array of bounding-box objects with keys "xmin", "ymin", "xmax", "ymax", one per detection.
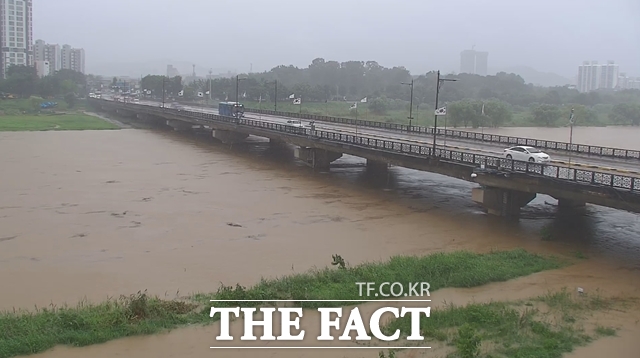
[
  {"xmin": 178, "ymin": 90, "xmax": 184, "ymax": 96},
  {"xmin": 569, "ymin": 108, "xmax": 575, "ymax": 124},
  {"xmin": 350, "ymin": 102, "xmax": 357, "ymax": 109},
  {"xmin": 293, "ymin": 98, "xmax": 301, "ymax": 105},
  {"xmin": 435, "ymin": 106, "xmax": 447, "ymax": 116},
  {"xmin": 481, "ymin": 103, "xmax": 485, "ymax": 115},
  {"xmin": 198, "ymin": 92, "xmax": 204, "ymax": 97},
  {"xmin": 360, "ymin": 97, "xmax": 367, "ymax": 103},
  {"xmin": 289, "ymin": 94, "xmax": 295, "ymax": 99},
  {"xmin": 242, "ymin": 91, "xmax": 246, "ymax": 98}
]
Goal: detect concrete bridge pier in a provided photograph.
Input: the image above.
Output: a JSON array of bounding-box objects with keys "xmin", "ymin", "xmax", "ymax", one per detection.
[
  {"xmin": 269, "ymin": 138, "xmax": 290, "ymax": 151},
  {"xmin": 213, "ymin": 130, "xmax": 248, "ymax": 144},
  {"xmin": 166, "ymin": 119, "xmax": 193, "ymax": 131},
  {"xmin": 472, "ymin": 186, "xmax": 537, "ymax": 218},
  {"xmin": 294, "ymin": 147, "xmax": 343, "ymax": 170},
  {"xmin": 366, "ymin": 159, "xmax": 389, "ymax": 175},
  {"xmin": 557, "ymin": 198, "xmax": 586, "ymax": 208}
]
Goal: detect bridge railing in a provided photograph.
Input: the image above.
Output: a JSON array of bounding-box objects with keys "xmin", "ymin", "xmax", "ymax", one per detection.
[
  {"xmin": 97, "ymin": 99, "xmax": 640, "ymax": 193},
  {"xmin": 243, "ymin": 107, "xmax": 640, "ymax": 161}
]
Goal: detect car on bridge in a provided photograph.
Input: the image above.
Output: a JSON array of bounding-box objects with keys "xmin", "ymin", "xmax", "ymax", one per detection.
[
  {"xmin": 286, "ymin": 119, "xmax": 305, "ymax": 128},
  {"xmin": 503, "ymin": 146, "xmax": 550, "ymax": 163}
]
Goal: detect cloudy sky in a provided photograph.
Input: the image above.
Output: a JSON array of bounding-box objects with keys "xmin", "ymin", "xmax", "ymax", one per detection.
[{"xmin": 34, "ymin": 0, "xmax": 640, "ymax": 77}]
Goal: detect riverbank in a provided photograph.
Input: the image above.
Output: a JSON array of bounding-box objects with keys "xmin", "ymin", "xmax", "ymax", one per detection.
[
  {"xmin": 0, "ymin": 249, "xmax": 565, "ymax": 357},
  {"xmin": 0, "ymin": 114, "xmax": 120, "ymax": 131}
]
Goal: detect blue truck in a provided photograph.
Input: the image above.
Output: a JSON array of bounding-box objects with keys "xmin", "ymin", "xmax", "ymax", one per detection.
[{"xmin": 218, "ymin": 102, "xmax": 244, "ymax": 118}]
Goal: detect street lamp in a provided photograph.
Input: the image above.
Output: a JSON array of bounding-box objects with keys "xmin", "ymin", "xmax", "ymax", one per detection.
[
  {"xmin": 401, "ymin": 79, "xmax": 414, "ymax": 130},
  {"xmin": 236, "ymin": 75, "xmax": 247, "ymax": 104},
  {"xmin": 162, "ymin": 77, "xmax": 167, "ymax": 108},
  {"xmin": 568, "ymin": 108, "xmax": 575, "ymax": 165},
  {"xmin": 266, "ymin": 79, "xmax": 277, "ymax": 111},
  {"xmin": 432, "ymin": 70, "xmax": 457, "ymax": 153}
]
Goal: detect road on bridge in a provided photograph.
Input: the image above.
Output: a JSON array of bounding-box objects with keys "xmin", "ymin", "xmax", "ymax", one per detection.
[{"xmin": 123, "ymin": 98, "xmax": 640, "ymax": 176}]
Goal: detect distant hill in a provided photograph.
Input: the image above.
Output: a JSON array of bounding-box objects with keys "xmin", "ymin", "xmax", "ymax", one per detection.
[
  {"xmin": 88, "ymin": 59, "xmax": 235, "ymax": 78},
  {"xmin": 489, "ymin": 66, "xmax": 572, "ymax": 87}
]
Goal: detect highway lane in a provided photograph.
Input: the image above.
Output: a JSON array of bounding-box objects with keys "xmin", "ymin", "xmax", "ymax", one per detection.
[{"xmin": 110, "ymin": 99, "xmax": 640, "ymax": 175}]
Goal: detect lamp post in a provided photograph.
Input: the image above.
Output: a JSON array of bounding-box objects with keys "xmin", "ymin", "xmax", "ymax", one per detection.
[
  {"xmin": 162, "ymin": 77, "xmax": 166, "ymax": 108},
  {"xmin": 267, "ymin": 80, "xmax": 277, "ymax": 111},
  {"xmin": 401, "ymin": 79, "xmax": 414, "ymax": 130},
  {"xmin": 236, "ymin": 75, "xmax": 248, "ymax": 103},
  {"xmin": 432, "ymin": 70, "xmax": 457, "ymax": 153},
  {"xmin": 568, "ymin": 108, "xmax": 575, "ymax": 165}
]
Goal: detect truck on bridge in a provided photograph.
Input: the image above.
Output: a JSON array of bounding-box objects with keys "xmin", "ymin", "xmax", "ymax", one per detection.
[{"xmin": 218, "ymin": 102, "xmax": 244, "ymax": 118}]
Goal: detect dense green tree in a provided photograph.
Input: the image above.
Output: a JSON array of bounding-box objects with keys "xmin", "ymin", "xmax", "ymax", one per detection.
[{"xmin": 531, "ymin": 104, "xmax": 562, "ymax": 126}]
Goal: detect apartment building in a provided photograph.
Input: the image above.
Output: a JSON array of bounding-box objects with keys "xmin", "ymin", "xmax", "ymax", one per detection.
[
  {"xmin": 34, "ymin": 39, "xmax": 61, "ymax": 71},
  {"xmin": 577, "ymin": 60, "xmax": 620, "ymax": 92},
  {"xmin": 0, "ymin": 0, "xmax": 34, "ymax": 78},
  {"xmin": 459, "ymin": 49, "xmax": 488, "ymax": 76},
  {"xmin": 35, "ymin": 40, "xmax": 85, "ymax": 75}
]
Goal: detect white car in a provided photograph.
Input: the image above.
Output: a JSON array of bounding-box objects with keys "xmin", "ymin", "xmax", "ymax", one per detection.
[
  {"xmin": 503, "ymin": 146, "xmax": 550, "ymax": 163},
  {"xmin": 286, "ymin": 119, "xmax": 304, "ymax": 128}
]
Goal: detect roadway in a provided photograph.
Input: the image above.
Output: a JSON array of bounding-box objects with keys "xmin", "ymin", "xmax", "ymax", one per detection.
[{"xmin": 113, "ymin": 98, "xmax": 640, "ymax": 176}]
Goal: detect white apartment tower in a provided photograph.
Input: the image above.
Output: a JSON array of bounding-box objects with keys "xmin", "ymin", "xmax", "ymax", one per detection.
[
  {"xmin": 599, "ymin": 61, "xmax": 619, "ymax": 90},
  {"xmin": 60, "ymin": 44, "xmax": 85, "ymax": 73},
  {"xmin": 577, "ymin": 60, "xmax": 620, "ymax": 92},
  {"xmin": 0, "ymin": 0, "xmax": 34, "ymax": 78},
  {"xmin": 34, "ymin": 39, "xmax": 61, "ymax": 71}
]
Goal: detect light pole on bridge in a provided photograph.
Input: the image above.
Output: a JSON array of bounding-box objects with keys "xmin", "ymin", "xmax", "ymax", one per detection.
[
  {"xmin": 433, "ymin": 70, "xmax": 457, "ymax": 153},
  {"xmin": 401, "ymin": 79, "xmax": 414, "ymax": 130}
]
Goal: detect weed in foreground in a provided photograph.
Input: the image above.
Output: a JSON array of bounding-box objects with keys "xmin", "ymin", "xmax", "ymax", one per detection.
[
  {"xmin": 382, "ymin": 289, "xmax": 627, "ymax": 358},
  {"xmin": 0, "ymin": 249, "xmax": 564, "ymax": 358},
  {"xmin": 196, "ymin": 248, "xmax": 565, "ymax": 309}
]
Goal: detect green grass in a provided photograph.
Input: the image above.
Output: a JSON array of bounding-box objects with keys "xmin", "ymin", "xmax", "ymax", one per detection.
[
  {"xmin": 381, "ymin": 289, "xmax": 626, "ymax": 358},
  {"xmin": 241, "ymin": 100, "xmax": 619, "ymax": 129},
  {"xmin": 0, "ymin": 114, "xmax": 119, "ymax": 131},
  {"xmin": 0, "ymin": 249, "xmax": 564, "ymax": 358}
]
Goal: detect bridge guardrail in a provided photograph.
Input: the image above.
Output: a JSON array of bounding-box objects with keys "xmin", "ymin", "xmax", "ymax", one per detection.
[
  {"xmin": 243, "ymin": 107, "xmax": 640, "ymax": 161},
  {"xmin": 97, "ymin": 99, "xmax": 640, "ymax": 193}
]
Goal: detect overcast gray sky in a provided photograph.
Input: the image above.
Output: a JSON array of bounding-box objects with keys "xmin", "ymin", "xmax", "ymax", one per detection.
[{"xmin": 34, "ymin": 0, "xmax": 640, "ymax": 77}]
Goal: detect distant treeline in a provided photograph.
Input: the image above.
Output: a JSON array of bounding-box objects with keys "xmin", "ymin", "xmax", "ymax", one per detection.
[{"xmin": 166, "ymin": 58, "xmax": 639, "ymax": 126}]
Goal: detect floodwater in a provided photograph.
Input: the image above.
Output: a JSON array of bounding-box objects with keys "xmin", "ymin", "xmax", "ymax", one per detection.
[{"xmin": 1, "ymin": 122, "xmax": 640, "ymax": 358}]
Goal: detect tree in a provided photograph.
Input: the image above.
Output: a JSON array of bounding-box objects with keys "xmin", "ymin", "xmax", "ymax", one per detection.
[
  {"xmin": 483, "ymin": 100, "xmax": 512, "ymax": 127},
  {"xmin": 448, "ymin": 100, "xmax": 480, "ymax": 128},
  {"xmin": 2, "ymin": 65, "xmax": 39, "ymax": 97},
  {"xmin": 609, "ymin": 103, "xmax": 640, "ymax": 125},
  {"xmin": 531, "ymin": 104, "xmax": 561, "ymax": 126},
  {"xmin": 64, "ymin": 92, "xmax": 76, "ymax": 108}
]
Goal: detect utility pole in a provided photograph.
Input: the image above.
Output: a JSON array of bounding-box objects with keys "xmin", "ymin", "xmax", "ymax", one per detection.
[
  {"xmin": 568, "ymin": 108, "xmax": 575, "ymax": 165},
  {"xmin": 401, "ymin": 79, "xmax": 414, "ymax": 130},
  {"xmin": 274, "ymin": 80, "xmax": 278, "ymax": 112},
  {"xmin": 433, "ymin": 70, "xmax": 457, "ymax": 153},
  {"xmin": 208, "ymin": 69, "xmax": 212, "ymax": 103},
  {"xmin": 162, "ymin": 77, "xmax": 166, "ymax": 108}
]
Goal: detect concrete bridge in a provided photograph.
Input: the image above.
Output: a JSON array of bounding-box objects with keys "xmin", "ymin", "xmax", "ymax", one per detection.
[{"xmin": 88, "ymin": 98, "xmax": 640, "ymax": 218}]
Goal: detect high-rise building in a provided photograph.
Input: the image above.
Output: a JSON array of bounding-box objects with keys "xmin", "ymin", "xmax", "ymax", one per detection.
[
  {"xmin": 34, "ymin": 39, "xmax": 61, "ymax": 72},
  {"xmin": 577, "ymin": 60, "xmax": 621, "ymax": 92},
  {"xmin": 459, "ymin": 49, "xmax": 488, "ymax": 76},
  {"xmin": 0, "ymin": 0, "xmax": 34, "ymax": 78},
  {"xmin": 599, "ymin": 61, "xmax": 619, "ymax": 90},
  {"xmin": 166, "ymin": 64, "xmax": 180, "ymax": 77},
  {"xmin": 60, "ymin": 44, "xmax": 85, "ymax": 73}
]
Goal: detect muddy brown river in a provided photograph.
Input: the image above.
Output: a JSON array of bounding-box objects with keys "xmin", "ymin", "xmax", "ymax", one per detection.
[{"xmin": 1, "ymin": 123, "xmax": 639, "ymax": 357}]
